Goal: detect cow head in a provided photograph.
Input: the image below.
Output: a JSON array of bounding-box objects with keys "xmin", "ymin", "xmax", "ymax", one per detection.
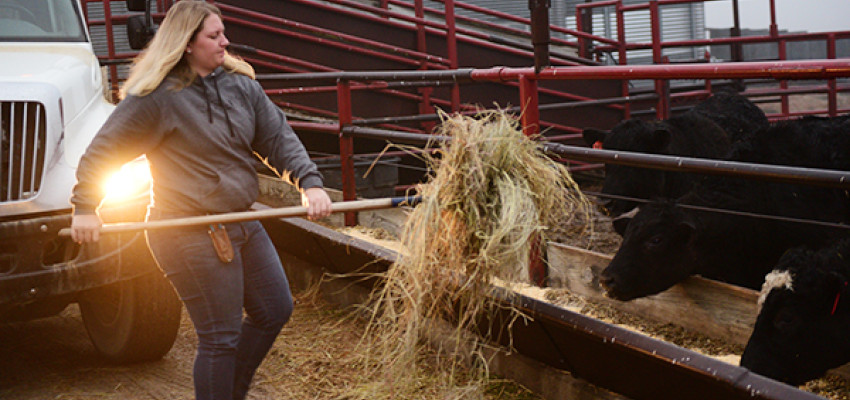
[
  {"xmin": 741, "ymin": 245, "xmax": 850, "ymax": 386},
  {"xmin": 582, "ymin": 128, "xmax": 608, "ymax": 149},
  {"xmin": 583, "ymin": 121, "xmax": 672, "ymax": 218},
  {"xmin": 600, "ymin": 200, "xmax": 698, "ymax": 301}
]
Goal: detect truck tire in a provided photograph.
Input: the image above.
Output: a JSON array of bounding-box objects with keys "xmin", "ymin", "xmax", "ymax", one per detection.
[{"xmin": 79, "ymin": 271, "xmax": 182, "ymax": 363}]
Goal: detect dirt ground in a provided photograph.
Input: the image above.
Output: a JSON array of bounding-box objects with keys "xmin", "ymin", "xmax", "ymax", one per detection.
[
  {"xmin": 0, "ymin": 303, "xmax": 195, "ymax": 400},
  {"xmin": 0, "ymin": 291, "xmax": 540, "ymax": 400}
]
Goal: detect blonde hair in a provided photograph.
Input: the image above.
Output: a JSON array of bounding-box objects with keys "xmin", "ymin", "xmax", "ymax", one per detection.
[{"xmin": 120, "ymin": 0, "xmax": 254, "ymax": 99}]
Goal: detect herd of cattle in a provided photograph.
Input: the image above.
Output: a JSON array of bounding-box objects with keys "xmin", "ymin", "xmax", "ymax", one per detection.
[{"xmin": 582, "ymin": 93, "xmax": 850, "ymax": 387}]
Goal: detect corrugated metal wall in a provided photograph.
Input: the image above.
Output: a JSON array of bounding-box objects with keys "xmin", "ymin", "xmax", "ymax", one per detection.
[
  {"xmin": 563, "ymin": 0, "xmax": 706, "ymax": 65},
  {"xmin": 709, "ymin": 28, "xmax": 850, "ymax": 61},
  {"xmin": 87, "ymin": 1, "xmax": 130, "ymax": 57}
]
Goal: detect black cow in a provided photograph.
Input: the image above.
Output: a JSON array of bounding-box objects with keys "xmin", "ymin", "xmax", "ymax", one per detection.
[
  {"xmin": 601, "ymin": 115, "xmax": 850, "ymax": 301},
  {"xmin": 741, "ymin": 238, "xmax": 850, "ymax": 386},
  {"xmin": 690, "ymin": 91, "xmax": 769, "ymax": 143},
  {"xmin": 582, "ymin": 92, "xmax": 767, "ymax": 217}
]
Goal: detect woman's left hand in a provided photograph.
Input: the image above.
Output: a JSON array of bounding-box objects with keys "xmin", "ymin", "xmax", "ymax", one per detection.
[{"xmin": 301, "ymin": 187, "xmax": 333, "ymax": 220}]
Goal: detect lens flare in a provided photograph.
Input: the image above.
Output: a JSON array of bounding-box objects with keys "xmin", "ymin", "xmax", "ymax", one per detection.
[{"xmin": 102, "ymin": 158, "xmax": 152, "ymax": 204}]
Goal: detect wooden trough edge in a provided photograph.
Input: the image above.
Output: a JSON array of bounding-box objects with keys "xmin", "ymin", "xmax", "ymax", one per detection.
[
  {"xmin": 547, "ymin": 242, "xmax": 850, "ymax": 381},
  {"xmin": 547, "ymin": 242, "xmax": 759, "ymax": 348},
  {"xmin": 254, "ymin": 201, "xmax": 825, "ymax": 400}
]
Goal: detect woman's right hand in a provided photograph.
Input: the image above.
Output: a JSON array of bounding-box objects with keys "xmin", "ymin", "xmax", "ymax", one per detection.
[
  {"xmin": 70, "ymin": 214, "xmax": 103, "ymax": 244},
  {"xmin": 301, "ymin": 187, "xmax": 333, "ymax": 220}
]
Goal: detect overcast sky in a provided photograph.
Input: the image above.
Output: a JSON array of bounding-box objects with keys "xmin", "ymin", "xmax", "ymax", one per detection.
[{"xmin": 703, "ymin": 0, "xmax": 850, "ymax": 33}]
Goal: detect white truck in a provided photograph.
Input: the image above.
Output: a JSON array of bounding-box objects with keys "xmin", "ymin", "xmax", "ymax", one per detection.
[{"xmin": 0, "ymin": 0, "xmax": 181, "ymax": 362}]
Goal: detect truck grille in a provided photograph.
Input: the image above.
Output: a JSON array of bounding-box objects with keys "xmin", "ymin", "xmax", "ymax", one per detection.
[{"xmin": 1, "ymin": 101, "xmax": 46, "ymax": 202}]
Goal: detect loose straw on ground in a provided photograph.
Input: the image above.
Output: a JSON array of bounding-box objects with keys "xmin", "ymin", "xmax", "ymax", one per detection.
[{"xmin": 345, "ymin": 110, "xmax": 591, "ymax": 399}]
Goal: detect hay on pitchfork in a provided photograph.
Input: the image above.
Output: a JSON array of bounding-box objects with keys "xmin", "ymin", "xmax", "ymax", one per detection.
[{"xmin": 346, "ymin": 109, "xmax": 591, "ymax": 399}]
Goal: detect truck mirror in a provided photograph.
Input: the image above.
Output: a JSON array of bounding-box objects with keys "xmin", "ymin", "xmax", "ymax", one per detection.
[
  {"xmin": 127, "ymin": 15, "xmax": 155, "ymax": 50},
  {"xmin": 126, "ymin": 0, "xmax": 147, "ymax": 12}
]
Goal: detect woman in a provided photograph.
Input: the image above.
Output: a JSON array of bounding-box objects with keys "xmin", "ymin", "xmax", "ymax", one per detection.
[{"xmin": 69, "ymin": 2, "xmax": 333, "ymax": 399}]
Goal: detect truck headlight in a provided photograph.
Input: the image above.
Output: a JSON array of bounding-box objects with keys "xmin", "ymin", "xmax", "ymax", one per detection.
[{"xmin": 102, "ymin": 157, "xmax": 152, "ymax": 205}]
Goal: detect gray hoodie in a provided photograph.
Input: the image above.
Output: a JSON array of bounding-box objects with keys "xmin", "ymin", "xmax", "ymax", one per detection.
[{"xmin": 71, "ymin": 67, "xmax": 323, "ymax": 215}]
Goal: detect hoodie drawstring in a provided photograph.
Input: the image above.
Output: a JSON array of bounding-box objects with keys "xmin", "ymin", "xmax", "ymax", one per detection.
[
  {"xmin": 200, "ymin": 79, "xmax": 213, "ymax": 124},
  {"xmin": 199, "ymin": 72, "xmax": 235, "ymax": 138},
  {"xmin": 211, "ymin": 73, "xmax": 236, "ymax": 137}
]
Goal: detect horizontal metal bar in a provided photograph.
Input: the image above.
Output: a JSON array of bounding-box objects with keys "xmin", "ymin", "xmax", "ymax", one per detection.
[
  {"xmin": 538, "ymin": 93, "xmax": 658, "ymax": 112},
  {"xmin": 256, "ymin": 60, "xmax": 850, "ymax": 87},
  {"xmin": 341, "ymin": 126, "xmax": 448, "ymax": 145},
  {"xmin": 287, "ymin": 121, "xmax": 338, "ymax": 134},
  {"xmin": 543, "ymin": 143, "xmax": 850, "ymax": 189},
  {"xmin": 472, "ymin": 59, "xmax": 850, "ymax": 81},
  {"xmin": 339, "ymin": 124, "xmax": 850, "ymax": 189},
  {"xmin": 218, "ymin": 3, "xmax": 449, "ymax": 66},
  {"xmin": 343, "ymin": 93, "xmax": 650, "ymax": 128},
  {"xmin": 256, "ymin": 69, "xmax": 476, "ymax": 83}
]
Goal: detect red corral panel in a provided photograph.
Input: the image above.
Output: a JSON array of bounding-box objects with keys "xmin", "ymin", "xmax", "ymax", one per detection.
[{"xmin": 217, "ymin": 0, "xmax": 623, "ymax": 142}]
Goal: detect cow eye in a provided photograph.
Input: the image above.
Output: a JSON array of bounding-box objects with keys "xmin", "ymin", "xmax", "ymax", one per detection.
[
  {"xmin": 643, "ymin": 235, "xmax": 664, "ymax": 250},
  {"xmin": 773, "ymin": 309, "xmax": 799, "ymax": 331}
]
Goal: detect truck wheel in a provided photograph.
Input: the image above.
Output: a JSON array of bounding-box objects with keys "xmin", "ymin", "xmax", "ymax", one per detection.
[{"xmin": 79, "ymin": 271, "xmax": 182, "ymax": 363}]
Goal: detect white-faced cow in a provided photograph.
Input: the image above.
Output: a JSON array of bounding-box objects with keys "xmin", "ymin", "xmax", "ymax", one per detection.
[
  {"xmin": 582, "ymin": 92, "xmax": 768, "ymax": 217},
  {"xmin": 601, "ymin": 114, "xmax": 850, "ymax": 301},
  {"xmin": 741, "ymin": 238, "xmax": 850, "ymax": 385}
]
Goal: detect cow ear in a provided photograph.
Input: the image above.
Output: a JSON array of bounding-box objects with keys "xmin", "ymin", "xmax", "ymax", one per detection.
[
  {"xmin": 649, "ymin": 127, "xmax": 672, "ymax": 150},
  {"xmin": 611, "ymin": 207, "xmax": 638, "ymax": 236},
  {"xmin": 612, "ymin": 217, "xmax": 629, "ymax": 236},
  {"xmin": 583, "ymin": 128, "xmax": 608, "ymax": 147},
  {"xmin": 674, "ymin": 219, "xmax": 696, "ymax": 241}
]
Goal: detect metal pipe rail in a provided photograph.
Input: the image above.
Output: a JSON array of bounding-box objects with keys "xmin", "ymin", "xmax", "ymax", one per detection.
[
  {"xmin": 382, "ymin": 0, "xmax": 590, "ymax": 62},
  {"xmin": 544, "ymin": 143, "xmax": 850, "ymax": 189},
  {"xmin": 346, "ymin": 93, "xmax": 656, "ymax": 127},
  {"xmin": 471, "ymin": 59, "xmax": 850, "ymax": 82},
  {"xmin": 259, "ymin": 69, "xmax": 620, "ymax": 115},
  {"xmin": 326, "ymin": 0, "xmax": 587, "ymax": 66},
  {"xmin": 572, "ymin": 0, "xmax": 850, "ymax": 120},
  {"xmin": 256, "ymin": 69, "xmax": 476, "ymax": 83},
  {"xmin": 217, "ymin": 3, "xmax": 451, "ymax": 70},
  {"xmin": 270, "ymin": 61, "xmax": 850, "ymax": 209},
  {"xmin": 337, "ymin": 125, "xmax": 850, "ymax": 190},
  {"xmin": 267, "ymin": 60, "xmax": 850, "ymax": 146},
  {"xmin": 257, "ymin": 59, "xmax": 850, "ymax": 86}
]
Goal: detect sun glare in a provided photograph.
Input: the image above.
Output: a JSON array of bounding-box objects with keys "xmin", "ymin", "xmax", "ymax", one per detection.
[{"xmin": 102, "ymin": 158, "xmax": 152, "ymax": 203}]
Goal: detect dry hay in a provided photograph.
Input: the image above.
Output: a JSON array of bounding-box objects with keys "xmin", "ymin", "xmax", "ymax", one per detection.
[
  {"xmin": 539, "ymin": 288, "xmax": 745, "ymax": 357},
  {"xmin": 340, "ymin": 110, "xmax": 591, "ymax": 399},
  {"xmin": 254, "ymin": 288, "xmax": 542, "ymax": 400},
  {"xmin": 803, "ymin": 376, "xmax": 850, "ymax": 400}
]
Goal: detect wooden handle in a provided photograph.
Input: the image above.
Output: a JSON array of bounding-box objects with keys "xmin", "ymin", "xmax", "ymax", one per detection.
[{"xmin": 58, "ymin": 196, "xmax": 420, "ymax": 237}]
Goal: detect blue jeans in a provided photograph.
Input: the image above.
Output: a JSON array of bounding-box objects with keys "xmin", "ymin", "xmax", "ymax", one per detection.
[{"xmin": 146, "ymin": 211, "xmax": 293, "ymax": 400}]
